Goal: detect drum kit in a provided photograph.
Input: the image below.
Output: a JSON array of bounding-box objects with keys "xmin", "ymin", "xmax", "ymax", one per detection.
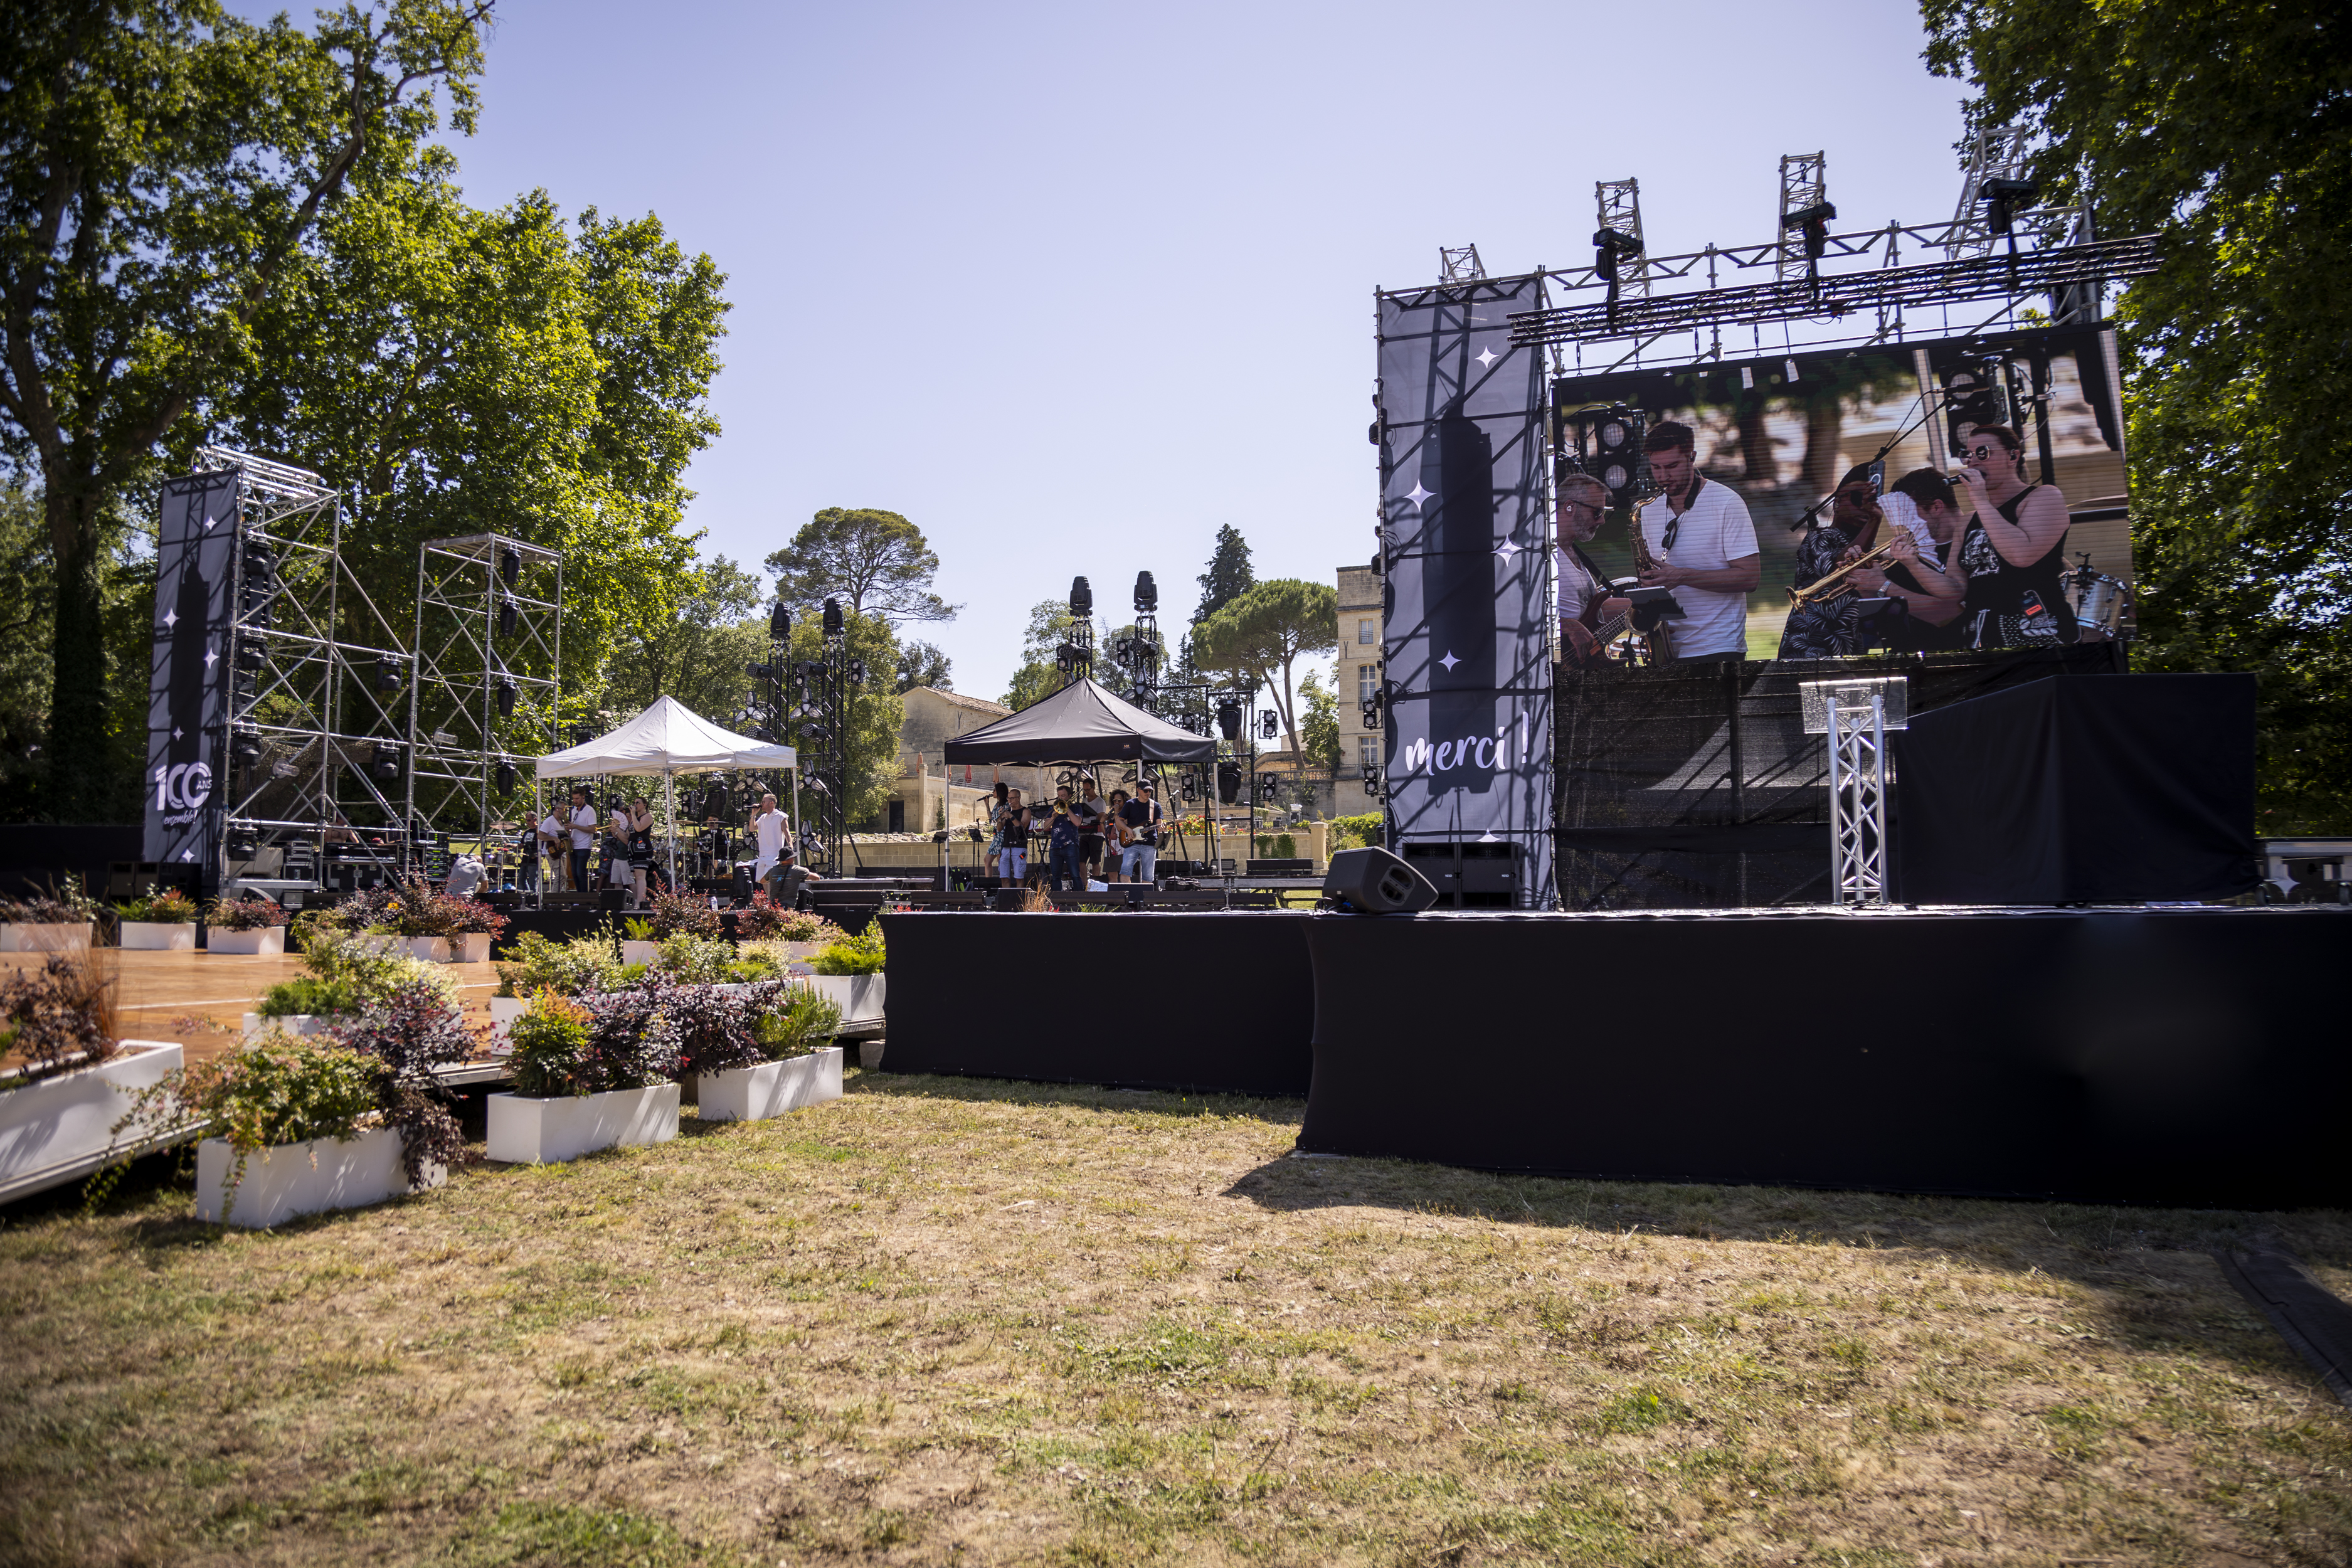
[{"xmin": 2064, "ymin": 553, "xmax": 2134, "ymax": 642}]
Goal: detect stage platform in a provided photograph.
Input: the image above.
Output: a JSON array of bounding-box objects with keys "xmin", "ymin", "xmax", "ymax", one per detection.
[{"xmin": 878, "ymin": 904, "xmax": 2352, "ymax": 1209}]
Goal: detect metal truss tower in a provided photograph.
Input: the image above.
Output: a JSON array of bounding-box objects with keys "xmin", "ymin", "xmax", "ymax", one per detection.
[
  {"xmin": 203, "ymin": 446, "xmax": 411, "ymax": 876},
  {"xmin": 1438, "ymin": 244, "xmax": 1486, "ymax": 283},
  {"xmin": 1945, "ymin": 124, "xmax": 2035, "ymax": 258},
  {"xmin": 1776, "ymin": 152, "xmax": 1829, "ymax": 282},
  {"xmin": 405, "ymin": 534, "xmax": 563, "ymax": 863},
  {"xmin": 787, "ymin": 599, "xmax": 862, "ymax": 873},
  {"xmin": 1802, "ymin": 677, "xmax": 1908, "ymax": 908},
  {"xmin": 1593, "ymin": 181, "xmax": 1650, "ymax": 299}
]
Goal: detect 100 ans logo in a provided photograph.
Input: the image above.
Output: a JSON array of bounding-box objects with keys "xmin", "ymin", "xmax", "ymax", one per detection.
[{"xmin": 153, "ymin": 761, "xmax": 212, "ymax": 811}]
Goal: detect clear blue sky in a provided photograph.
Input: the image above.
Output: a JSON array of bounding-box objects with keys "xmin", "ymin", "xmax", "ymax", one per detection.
[{"xmin": 367, "ymin": 1, "xmax": 1971, "ymax": 701}]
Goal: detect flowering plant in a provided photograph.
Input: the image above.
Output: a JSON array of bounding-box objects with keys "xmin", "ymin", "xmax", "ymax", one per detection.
[
  {"xmin": 116, "ymin": 889, "xmax": 199, "ymax": 924},
  {"xmin": 0, "ymin": 951, "xmax": 119, "ymax": 1084},
  {"xmin": 508, "ymin": 986, "xmax": 681, "ymax": 1097},
  {"xmin": 1, "ymin": 874, "xmax": 102, "ymax": 926},
  {"xmin": 205, "ymin": 896, "xmax": 292, "ymax": 931}
]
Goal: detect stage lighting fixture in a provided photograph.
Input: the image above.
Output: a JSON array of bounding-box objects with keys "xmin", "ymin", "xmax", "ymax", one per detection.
[
  {"xmin": 805, "ymin": 776, "xmax": 832, "ymax": 797},
  {"xmin": 370, "ymin": 741, "xmax": 403, "ymax": 780},
  {"xmin": 798, "ymin": 721, "xmax": 832, "ymax": 743},
  {"xmin": 1780, "ymin": 200, "xmax": 1837, "ymax": 261},
  {"xmin": 1981, "ymin": 176, "xmax": 2037, "ymax": 237},
  {"xmin": 1217, "ymin": 759, "xmax": 1242, "ymax": 804},
  {"xmin": 231, "ymin": 728, "xmax": 263, "ymax": 764},
  {"xmin": 1941, "ymin": 358, "xmax": 2011, "ymax": 458},
  {"xmin": 1133, "ymin": 571, "xmax": 1157, "ymax": 613},
  {"xmin": 1069, "ymin": 576, "xmax": 1093, "ymax": 618},
  {"xmin": 1259, "ymin": 710, "xmax": 1279, "ymax": 740},
  {"xmin": 495, "ymin": 761, "xmax": 516, "ymax": 793},
  {"xmin": 499, "ymin": 546, "xmax": 521, "ymax": 587},
  {"xmin": 848, "ymin": 659, "xmax": 867, "ymax": 686},
  {"xmin": 1593, "ymin": 226, "xmax": 1641, "ymax": 277},
  {"xmin": 235, "ymin": 643, "xmax": 267, "ymax": 671},
  {"xmin": 1216, "ymin": 701, "xmax": 1242, "ymax": 741},
  {"xmin": 496, "ymin": 677, "xmax": 517, "ymax": 718},
  {"xmin": 822, "ymin": 597, "xmax": 844, "ymax": 637},
  {"xmin": 226, "ymin": 827, "xmax": 258, "ymax": 859},
  {"xmin": 746, "ymin": 660, "xmax": 775, "ymax": 681},
  {"xmin": 498, "ymin": 596, "xmax": 517, "ymax": 637},
  {"xmin": 374, "ymin": 654, "xmax": 403, "ymax": 692},
  {"xmin": 768, "ymin": 603, "xmax": 791, "ymax": 640},
  {"xmin": 1587, "ymin": 406, "xmax": 1647, "ymax": 504}
]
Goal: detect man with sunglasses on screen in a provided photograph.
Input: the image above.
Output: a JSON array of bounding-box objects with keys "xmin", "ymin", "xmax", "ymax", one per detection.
[{"xmin": 1633, "ymin": 421, "xmax": 1760, "ymax": 662}]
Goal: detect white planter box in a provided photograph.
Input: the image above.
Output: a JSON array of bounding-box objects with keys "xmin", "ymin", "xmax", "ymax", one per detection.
[
  {"xmin": 208, "ymin": 926, "xmax": 285, "ymax": 956},
  {"xmin": 619, "ymin": 940, "xmax": 660, "ymax": 966},
  {"xmin": 121, "ymin": 921, "xmax": 196, "ymax": 952},
  {"xmin": 696, "ymin": 1046, "xmax": 842, "ymax": 1123},
  {"xmin": 486, "ymin": 995, "xmax": 525, "ymax": 1051},
  {"xmin": 400, "ymin": 936, "xmax": 452, "ymax": 963},
  {"xmin": 193, "ymin": 1126, "xmax": 443, "ymax": 1229},
  {"xmin": 241, "ymin": 1012, "xmax": 335, "ymax": 1041},
  {"xmin": 809, "ymin": 973, "xmax": 886, "ymax": 1024},
  {"xmin": 0, "ymin": 921, "xmax": 92, "ymax": 953},
  {"xmin": 0, "ymin": 1041, "xmax": 183, "ymax": 1192},
  {"xmin": 486, "ymin": 1082, "xmax": 679, "ymax": 1165},
  {"xmin": 453, "ymin": 932, "xmax": 492, "ymax": 965}
]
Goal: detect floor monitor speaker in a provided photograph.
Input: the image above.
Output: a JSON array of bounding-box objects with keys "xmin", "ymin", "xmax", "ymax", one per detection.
[{"xmin": 1322, "ymin": 847, "xmax": 1439, "ymax": 914}]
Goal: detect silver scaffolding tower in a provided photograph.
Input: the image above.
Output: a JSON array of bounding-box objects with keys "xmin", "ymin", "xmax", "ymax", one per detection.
[
  {"xmin": 1801, "ymin": 677, "xmax": 1909, "ymax": 907},
  {"xmin": 405, "ymin": 534, "xmax": 563, "ymax": 866},
  {"xmin": 203, "ymin": 446, "xmax": 412, "ymax": 884}
]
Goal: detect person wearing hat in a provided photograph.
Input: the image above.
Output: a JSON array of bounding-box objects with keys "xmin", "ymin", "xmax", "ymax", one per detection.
[{"xmin": 765, "ymin": 841, "xmax": 821, "ymax": 908}]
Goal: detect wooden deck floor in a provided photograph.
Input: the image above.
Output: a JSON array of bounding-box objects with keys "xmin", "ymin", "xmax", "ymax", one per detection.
[{"xmin": 1, "ymin": 948, "xmax": 506, "ymax": 1069}]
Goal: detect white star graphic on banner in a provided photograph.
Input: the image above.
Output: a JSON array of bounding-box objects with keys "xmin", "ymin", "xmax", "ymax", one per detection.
[
  {"xmin": 162, "ymin": 608, "xmax": 177, "ymax": 630},
  {"xmin": 202, "ymin": 514, "xmax": 217, "ymax": 531},
  {"xmin": 172, "ymin": 727, "xmax": 183, "ymax": 741},
  {"xmin": 179, "ymin": 849, "xmax": 196, "ymax": 861},
  {"xmin": 1438, "ymin": 650, "xmax": 1461, "ymax": 672},
  {"xmin": 1475, "ymin": 347, "xmax": 1498, "ymax": 369},
  {"xmin": 1405, "ymin": 483, "xmax": 1432, "ymax": 507},
  {"xmin": 204, "ymin": 645, "xmax": 218, "ymax": 672},
  {"xmin": 1495, "ymin": 541, "xmax": 1520, "ymax": 559}
]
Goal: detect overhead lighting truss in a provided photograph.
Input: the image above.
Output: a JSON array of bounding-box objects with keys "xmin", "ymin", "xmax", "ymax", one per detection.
[{"xmin": 1507, "ymin": 224, "xmax": 2158, "ymax": 354}]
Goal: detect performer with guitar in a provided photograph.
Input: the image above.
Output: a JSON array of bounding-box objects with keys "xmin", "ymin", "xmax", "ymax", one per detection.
[{"xmin": 1555, "ymin": 472, "xmax": 1634, "ymax": 668}]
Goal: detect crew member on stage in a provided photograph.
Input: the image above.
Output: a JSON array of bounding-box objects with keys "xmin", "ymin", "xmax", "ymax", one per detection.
[
  {"xmin": 1848, "ymin": 469, "xmax": 1967, "ymax": 650},
  {"xmin": 1554, "ymin": 472, "xmax": 1634, "ymax": 667},
  {"xmin": 1949, "ymin": 423, "xmax": 2075, "ymax": 648},
  {"xmin": 1634, "ymin": 421, "xmax": 1760, "ymax": 662}
]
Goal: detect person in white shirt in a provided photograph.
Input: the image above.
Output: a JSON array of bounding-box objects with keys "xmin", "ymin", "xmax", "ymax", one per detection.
[
  {"xmin": 1554, "ymin": 472, "xmax": 1634, "ymax": 669},
  {"xmin": 565, "ymin": 787, "xmax": 598, "ymax": 895},
  {"xmin": 1634, "ymin": 421, "xmax": 1760, "ymax": 661},
  {"xmin": 750, "ymin": 792, "xmax": 787, "ymax": 898},
  {"xmin": 534, "ymin": 807, "xmax": 568, "ymax": 891}
]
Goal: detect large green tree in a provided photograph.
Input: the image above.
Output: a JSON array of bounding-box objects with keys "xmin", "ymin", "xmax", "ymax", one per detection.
[
  {"xmin": 1192, "ymin": 578, "xmax": 1338, "ymax": 755},
  {"xmin": 1000, "ymin": 598, "xmax": 1081, "ymax": 712},
  {"xmin": 763, "ymin": 508, "xmax": 956, "ymax": 627},
  {"xmin": 1920, "ymin": 0, "xmax": 2352, "ymax": 832},
  {"xmin": 223, "ymin": 172, "xmax": 726, "ymax": 712},
  {"xmin": 596, "ymin": 556, "xmax": 768, "ymax": 724},
  {"xmin": 0, "ymin": 0, "xmax": 494, "ymax": 817}
]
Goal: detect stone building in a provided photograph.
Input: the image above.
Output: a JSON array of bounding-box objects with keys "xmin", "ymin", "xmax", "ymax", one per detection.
[
  {"xmin": 880, "ymin": 687, "xmax": 1056, "ymax": 834},
  {"xmin": 1333, "ymin": 560, "xmax": 1384, "ymax": 819}
]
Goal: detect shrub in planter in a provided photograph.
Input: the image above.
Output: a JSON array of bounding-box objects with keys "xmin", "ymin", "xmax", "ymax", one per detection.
[
  {"xmin": 726, "ymin": 949, "xmax": 780, "ymax": 982},
  {"xmin": 732, "ymin": 891, "xmax": 790, "ymax": 940},
  {"xmin": 507, "ymin": 987, "xmax": 681, "ymax": 1098},
  {"xmin": 494, "ymin": 930, "xmax": 617, "ymax": 999},
  {"xmin": 755, "ymin": 985, "xmax": 842, "ymax": 1059},
  {"xmin": 647, "ymin": 889, "xmax": 724, "ymax": 940},
  {"xmin": 109, "ymin": 1037, "xmax": 399, "ymax": 1224},
  {"xmin": 660, "ymin": 978, "xmax": 795, "ymax": 1078},
  {"xmin": 0, "ymin": 950, "xmax": 119, "ymax": 1083},
  {"xmin": 250, "ymin": 933, "xmax": 453, "ymax": 1032},
  {"xmin": 1, "ymin": 876, "xmax": 103, "ymax": 951},
  {"xmin": 810, "ymin": 922, "xmax": 886, "ymax": 975},
  {"xmin": 653, "ymin": 933, "xmax": 738, "ymax": 986},
  {"xmin": 115, "ymin": 889, "xmax": 200, "ymax": 949},
  {"xmin": 205, "ymin": 895, "xmax": 292, "ymax": 955}
]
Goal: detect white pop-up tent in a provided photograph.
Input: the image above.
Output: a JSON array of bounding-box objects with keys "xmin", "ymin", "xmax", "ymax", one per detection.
[{"xmin": 535, "ymin": 696, "xmax": 797, "ymax": 893}]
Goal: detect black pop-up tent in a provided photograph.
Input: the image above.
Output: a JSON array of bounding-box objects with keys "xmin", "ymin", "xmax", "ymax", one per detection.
[{"xmin": 941, "ymin": 678, "xmax": 1215, "ymax": 766}]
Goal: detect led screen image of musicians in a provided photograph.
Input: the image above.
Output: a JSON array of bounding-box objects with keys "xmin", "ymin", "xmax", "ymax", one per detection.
[
  {"xmin": 1950, "ymin": 422, "xmax": 2077, "ymax": 649},
  {"xmin": 1554, "ymin": 472, "xmax": 1633, "ymax": 668}
]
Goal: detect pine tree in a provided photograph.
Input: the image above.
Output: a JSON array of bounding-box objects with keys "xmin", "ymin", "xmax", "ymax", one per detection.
[{"xmin": 1192, "ymin": 524, "xmax": 1255, "ymax": 625}]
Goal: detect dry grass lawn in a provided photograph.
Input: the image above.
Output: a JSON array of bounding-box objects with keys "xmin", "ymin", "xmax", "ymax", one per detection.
[{"xmin": 3, "ymin": 1069, "xmax": 2348, "ymax": 1566}]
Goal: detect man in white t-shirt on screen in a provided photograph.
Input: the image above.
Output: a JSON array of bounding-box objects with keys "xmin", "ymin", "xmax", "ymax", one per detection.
[
  {"xmin": 1635, "ymin": 420, "xmax": 1760, "ymax": 661},
  {"xmin": 751, "ymin": 792, "xmax": 787, "ymax": 896}
]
